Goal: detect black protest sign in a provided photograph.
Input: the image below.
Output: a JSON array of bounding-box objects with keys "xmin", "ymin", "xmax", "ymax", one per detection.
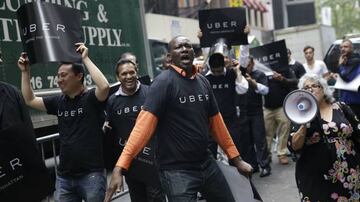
[
  {"xmin": 250, "ymin": 40, "xmax": 288, "ymax": 72},
  {"xmin": 16, "ymin": 2, "xmax": 82, "ymax": 65},
  {"xmin": 0, "ymin": 123, "xmax": 52, "ymax": 201},
  {"xmin": 199, "ymin": 7, "xmax": 247, "ymax": 47}
]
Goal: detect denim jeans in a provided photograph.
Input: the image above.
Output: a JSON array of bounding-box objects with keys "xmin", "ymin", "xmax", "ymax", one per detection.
[
  {"xmin": 54, "ymin": 171, "xmax": 106, "ymax": 202},
  {"xmin": 159, "ymin": 157, "xmax": 235, "ymax": 202},
  {"xmin": 125, "ymin": 176, "xmax": 166, "ymax": 202}
]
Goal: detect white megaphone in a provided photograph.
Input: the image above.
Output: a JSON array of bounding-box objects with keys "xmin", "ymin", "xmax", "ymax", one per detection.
[{"xmin": 283, "ymin": 90, "xmax": 319, "ymax": 125}]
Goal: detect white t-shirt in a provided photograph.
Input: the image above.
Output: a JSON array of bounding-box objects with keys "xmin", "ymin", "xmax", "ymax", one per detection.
[{"xmin": 303, "ymin": 60, "xmax": 329, "ymax": 76}]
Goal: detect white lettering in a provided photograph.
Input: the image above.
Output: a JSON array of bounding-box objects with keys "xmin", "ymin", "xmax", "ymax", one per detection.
[
  {"xmin": 189, "ymin": 95, "xmax": 195, "ymax": 102},
  {"xmin": 178, "ymin": 94, "xmax": 210, "ymax": 104},
  {"xmin": 42, "ymin": 23, "xmax": 50, "ymax": 31},
  {"xmin": 78, "ymin": 108, "xmax": 83, "ymax": 115},
  {"xmin": 223, "ymin": 21, "xmax": 228, "ymax": 28},
  {"xmin": 88, "ymin": 26, "xmax": 97, "ymax": 45},
  {"xmin": 143, "ymin": 147, "xmax": 150, "ymax": 155},
  {"xmin": 10, "ymin": 158, "xmax": 22, "ymax": 170},
  {"xmin": 5, "ymin": 0, "xmax": 21, "ymax": 12},
  {"xmin": 0, "ymin": 1, "xmax": 5, "ymax": 10},
  {"xmin": 179, "ymin": 97, "xmax": 186, "ymax": 104},
  {"xmin": 215, "ymin": 22, "xmax": 221, "ymax": 29},
  {"xmin": 57, "ymin": 24, "xmax": 65, "ymax": 32},
  {"xmin": 119, "ymin": 138, "xmax": 126, "ymax": 146},
  {"xmin": 0, "ymin": 167, "xmax": 5, "ymax": 178},
  {"xmin": 133, "ymin": 106, "xmax": 138, "ymax": 112},
  {"xmin": 124, "ymin": 107, "xmax": 130, "ymax": 113},
  {"xmin": 96, "ymin": 27, "xmax": 106, "ymax": 46},
  {"xmin": 0, "ymin": 18, "xmax": 13, "ymax": 41},
  {"xmin": 231, "ymin": 21, "xmax": 237, "ymax": 27},
  {"xmin": 112, "ymin": 29, "xmax": 122, "ymax": 46},
  {"xmin": 76, "ymin": 1, "xmax": 89, "ymax": 21}
]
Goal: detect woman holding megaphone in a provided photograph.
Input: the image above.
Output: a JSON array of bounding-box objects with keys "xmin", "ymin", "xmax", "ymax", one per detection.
[{"xmin": 287, "ymin": 73, "xmax": 360, "ymax": 202}]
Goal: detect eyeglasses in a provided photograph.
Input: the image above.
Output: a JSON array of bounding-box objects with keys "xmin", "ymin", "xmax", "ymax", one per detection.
[{"xmin": 303, "ymin": 84, "xmax": 321, "ymax": 91}]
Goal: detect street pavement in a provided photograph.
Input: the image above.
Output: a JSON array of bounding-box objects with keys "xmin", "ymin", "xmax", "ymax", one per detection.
[{"xmin": 112, "ymin": 151, "xmax": 300, "ymax": 202}]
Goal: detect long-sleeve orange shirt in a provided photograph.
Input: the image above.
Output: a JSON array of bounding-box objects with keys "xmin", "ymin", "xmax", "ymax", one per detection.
[{"xmin": 116, "ymin": 65, "xmax": 240, "ymax": 170}]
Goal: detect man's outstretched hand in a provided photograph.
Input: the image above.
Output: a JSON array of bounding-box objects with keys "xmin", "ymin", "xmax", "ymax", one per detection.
[
  {"xmin": 104, "ymin": 167, "xmax": 124, "ymax": 202},
  {"xmin": 232, "ymin": 156, "xmax": 253, "ymax": 177}
]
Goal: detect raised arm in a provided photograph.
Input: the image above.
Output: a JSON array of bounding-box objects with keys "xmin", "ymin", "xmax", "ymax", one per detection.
[
  {"xmin": 17, "ymin": 52, "xmax": 46, "ymax": 111},
  {"xmin": 76, "ymin": 43, "xmax": 109, "ymax": 101}
]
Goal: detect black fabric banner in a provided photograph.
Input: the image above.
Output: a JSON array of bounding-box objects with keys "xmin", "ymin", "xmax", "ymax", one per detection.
[
  {"xmin": 0, "ymin": 123, "xmax": 52, "ymax": 202},
  {"xmin": 250, "ymin": 40, "xmax": 288, "ymax": 72},
  {"xmin": 16, "ymin": 2, "xmax": 82, "ymax": 64},
  {"xmin": 199, "ymin": 7, "xmax": 247, "ymax": 47}
]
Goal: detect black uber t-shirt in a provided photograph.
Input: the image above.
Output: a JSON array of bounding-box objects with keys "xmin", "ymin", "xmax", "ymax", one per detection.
[
  {"xmin": 143, "ymin": 68, "xmax": 219, "ymax": 170},
  {"xmin": 106, "ymin": 84, "xmax": 159, "ymax": 183},
  {"xmin": 43, "ymin": 89, "xmax": 105, "ymax": 177},
  {"xmin": 205, "ymin": 69, "xmax": 237, "ymax": 120}
]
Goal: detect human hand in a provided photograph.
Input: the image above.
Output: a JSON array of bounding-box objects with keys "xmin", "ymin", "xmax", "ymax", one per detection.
[
  {"xmin": 244, "ymin": 25, "xmax": 250, "ymax": 35},
  {"xmin": 338, "ymin": 54, "xmax": 347, "ymax": 65},
  {"xmin": 197, "ymin": 30, "xmax": 203, "ymax": 39},
  {"xmin": 232, "ymin": 156, "xmax": 253, "ymax": 177},
  {"xmin": 75, "ymin": 42, "xmax": 88, "ymax": 59},
  {"xmin": 272, "ymin": 71, "xmax": 284, "ymax": 81},
  {"xmin": 104, "ymin": 167, "xmax": 124, "ymax": 202},
  {"xmin": 17, "ymin": 52, "xmax": 29, "ymax": 72}
]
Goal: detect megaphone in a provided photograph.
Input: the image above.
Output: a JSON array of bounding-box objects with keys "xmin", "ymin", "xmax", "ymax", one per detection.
[
  {"xmin": 283, "ymin": 90, "xmax": 319, "ymax": 125},
  {"xmin": 208, "ymin": 38, "xmax": 230, "ymax": 68}
]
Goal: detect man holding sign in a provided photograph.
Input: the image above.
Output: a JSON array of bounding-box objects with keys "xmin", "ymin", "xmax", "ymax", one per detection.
[{"xmin": 17, "ymin": 43, "xmax": 109, "ymax": 202}]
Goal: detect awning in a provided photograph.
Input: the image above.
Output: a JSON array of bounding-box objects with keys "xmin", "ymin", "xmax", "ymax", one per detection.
[{"xmin": 243, "ymin": 0, "xmax": 268, "ymax": 12}]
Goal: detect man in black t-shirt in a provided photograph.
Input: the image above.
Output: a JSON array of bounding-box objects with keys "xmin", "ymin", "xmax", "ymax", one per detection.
[
  {"xmin": 105, "ymin": 58, "xmax": 165, "ymax": 202},
  {"xmin": 105, "ymin": 36, "xmax": 253, "ymax": 202},
  {"xmin": 287, "ymin": 49, "xmax": 306, "ymax": 80},
  {"xmin": 264, "ymin": 65, "xmax": 297, "ymax": 165},
  {"xmin": 244, "ymin": 57, "xmax": 271, "ymax": 177},
  {"xmin": 17, "ymin": 43, "xmax": 109, "ymax": 202}
]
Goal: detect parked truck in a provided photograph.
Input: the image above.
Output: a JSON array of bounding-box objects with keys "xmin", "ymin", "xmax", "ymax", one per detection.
[{"xmin": 0, "ymin": 0, "xmax": 153, "ymax": 135}]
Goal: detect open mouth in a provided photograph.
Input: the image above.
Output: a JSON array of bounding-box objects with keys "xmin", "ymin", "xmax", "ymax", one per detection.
[{"xmin": 180, "ymin": 55, "xmax": 192, "ymax": 63}]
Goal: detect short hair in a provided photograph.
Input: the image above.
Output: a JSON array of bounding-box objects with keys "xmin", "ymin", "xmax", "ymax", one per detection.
[
  {"xmin": 120, "ymin": 52, "xmax": 138, "ymax": 64},
  {"xmin": 298, "ymin": 73, "xmax": 335, "ymax": 104},
  {"xmin": 168, "ymin": 35, "xmax": 188, "ymax": 51},
  {"xmin": 115, "ymin": 58, "xmax": 137, "ymax": 75},
  {"xmin": 303, "ymin": 46, "xmax": 314, "ymax": 53},
  {"xmin": 342, "ymin": 38, "xmax": 352, "ymax": 44},
  {"xmin": 60, "ymin": 62, "xmax": 85, "ymax": 83}
]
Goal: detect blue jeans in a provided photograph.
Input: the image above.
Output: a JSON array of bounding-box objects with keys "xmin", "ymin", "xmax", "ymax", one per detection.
[
  {"xmin": 54, "ymin": 171, "xmax": 106, "ymax": 202},
  {"xmin": 159, "ymin": 158, "xmax": 235, "ymax": 202},
  {"xmin": 125, "ymin": 176, "xmax": 166, "ymax": 202}
]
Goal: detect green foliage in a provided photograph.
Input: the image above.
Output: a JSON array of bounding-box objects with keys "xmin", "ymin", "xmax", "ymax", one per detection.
[{"xmin": 316, "ymin": 0, "xmax": 360, "ymax": 38}]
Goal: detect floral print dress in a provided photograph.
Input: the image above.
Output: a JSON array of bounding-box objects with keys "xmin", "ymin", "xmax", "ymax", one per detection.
[{"xmin": 288, "ymin": 103, "xmax": 360, "ymax": 202}]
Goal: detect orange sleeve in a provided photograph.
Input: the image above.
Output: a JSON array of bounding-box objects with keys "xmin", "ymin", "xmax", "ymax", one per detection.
[
  {"xmin": 209, "ymin": 112, "xmax": 240, "ymax": 159},
  {"xmin": 115, "ymin": 110, "xmax": 158, "ymax": 170}
]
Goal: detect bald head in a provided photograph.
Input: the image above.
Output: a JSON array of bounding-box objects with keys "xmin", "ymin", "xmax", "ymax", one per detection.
[{"xmin": 168, "ymin": 36, "xmax": 195, "ymax": 70}]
